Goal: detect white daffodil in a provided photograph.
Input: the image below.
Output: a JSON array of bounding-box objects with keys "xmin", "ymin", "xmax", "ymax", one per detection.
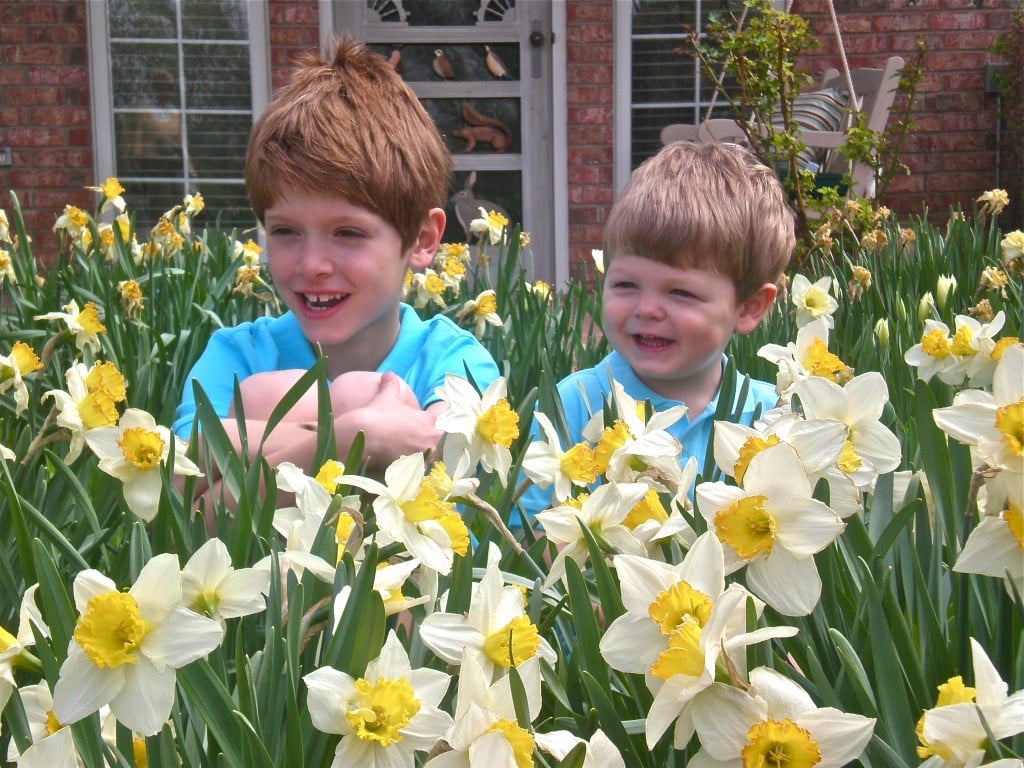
[
  {"xmin": 422, "ymin": 650, "xmax": 542, "ymax": 768},
  {"xmin": 792, "ymin": 372, "xmax": 902, "ymax": 492},
  {"xmin": 599, "ymin": 534, "xmax": 797, "ymax": 749},
  {"xmin": 953, "ymin": 502, "xmax": 1023, "ymax": 597},
  {"xmin": 0, "ymin": 341, "xmax": 43, "ymax": 416},
  {"xmin": 84, "ymin": 408, "xmax": 202, "ymax": 521},
  {"xmin": 420, "ymin": 543, "xmax": 556, "ymax": 681},
  {"xmin": 933, "ymin": 343, "xmax": 1024, "ymax": 510},
  {"xmin": 7, "ymin": 682, "xmax": 82, "ymax": 767},
  {"xmin": 1001, "ymin": 230, "xmax": 1024, "ymax": 269},
  {"xmin": 469, "ymin": 208, "xmax": 509, "ymax": 245},
  {"xmin": 689, "ymin": 667, "xmax": 875, "ymax": 768},
  {"xmin": 331, "ymin": 559, "xmax": 433, "ymax": 619},
  {"xmin": 535, "ymin": 481, "xmax": 651, "ymax": 588},
  {"xmin": 534, "ymin": 728, "xmax": 626, "ymax": 768},
  {"xmin": 342, "ymin": 453, "xmax": 475, "ymax": 576},
  {"xmin": 436, "ymin": 375, "xmax": 519, "ymax": 485},
  {"xmin": 758, "ymin": 318, "xmax": 852, "ymax": 401},
  {"xmin": 791, "ymin": 274, "xmax": 839, "ymax": 328},
  {"xmin": 582, "ymin": 381, "xmax": 690, "ymax": 498},
  {"xmin": 271, "ymin": 460, "xmax": 364, "ymax": 581},
  {"xmin": 34, "ymin": 299, "xmax": 107, "ymax": 354},
  {"xmin": 696, "ymin": 443, "xmax": 845, "ymax": 616},
  {"xmin": 917, "ymin": 638, "xmax": 1024, "ymax": 768},
  {"xmin": 521, "ymin": 411, "xmax": 598, "ymax": 503},
  {"xmin": 181, "ymin": 538, "xmax": 269, "ymax": 622},
  {"xmin": 52, "ymin": 553, "xmax": 224, "ymax": 736},
  {"xmin": 303, "ymin": 631, "xmax": 453, "ymax": 768},
  {"xmin": 43, "ymin": 360, "xmax": 126, "ymax": 463},
  {"xmin": 53, "ymin": 204, "xmax": 90, "ymax": 240},
  {"xmin": 456, "ymin": 289, "xmax": 504, "ymax": 339},
  {"xmin": 2, "ymin": 585, "xmax": 46, "ymax": 686}
]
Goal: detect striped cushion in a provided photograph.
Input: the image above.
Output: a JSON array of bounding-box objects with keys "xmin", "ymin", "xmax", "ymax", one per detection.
[{"xmin": 769, "ymin": 88, "xmax": 847, "ymax": 170}]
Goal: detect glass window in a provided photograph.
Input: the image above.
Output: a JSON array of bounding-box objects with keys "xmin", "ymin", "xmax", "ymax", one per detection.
[
  {"xmin": 630, "ymin": 0, "xmax": 738, "ymax": 169},
  {"xmin": 107, "ymin": 0, "xmax": 257, "ymax": 232}
]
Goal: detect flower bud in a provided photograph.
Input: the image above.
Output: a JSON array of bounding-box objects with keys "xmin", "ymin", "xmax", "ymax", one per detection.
[
  {"xmin": 935, "ymin": 275, "xmax": 957, "ymax": 312},
  {"xmin": 874, "ymin": 318, "xmax": 890, "ymax": 347},
  {"xmin": 918, "ymin": 292, "xmax": 935, "ymax": 323}
]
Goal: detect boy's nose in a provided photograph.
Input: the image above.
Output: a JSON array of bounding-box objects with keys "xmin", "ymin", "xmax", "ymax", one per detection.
[
  {"xmin": 297, "ymin": 242, "xmax": 332, "ymax": 278},
  {"xmin": 633, "ymin": 294, "xmax": 665, "ymax": 319}
]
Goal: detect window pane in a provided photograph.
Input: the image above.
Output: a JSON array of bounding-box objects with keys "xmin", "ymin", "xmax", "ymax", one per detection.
[
  {"xmin": 108, "ymin": 0, "xmax": 176, "ymax": 39},
  {"xmin": 109, "ymin": 0, "xmax": 257, "ymax": 233},
  {"xmin": 183, "ymin": 43, "xmax": 252, "ymax": 110},
  {"xmin": 181, "ymin": 0, "xmax": 249, "ymax": 40},
  {"xmin": 630, "ymin": 0, "xmax": 735, "ymax": 168}
]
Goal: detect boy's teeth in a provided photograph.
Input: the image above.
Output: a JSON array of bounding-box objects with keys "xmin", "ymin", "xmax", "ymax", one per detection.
[{"xmin": 305, "ymin": 293, "xmax": 344, "ymax": 307}]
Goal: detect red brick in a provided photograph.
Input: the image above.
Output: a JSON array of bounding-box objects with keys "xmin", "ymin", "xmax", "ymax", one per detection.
[
  {"xmin": 27, "ymin": 66, "xmax": 87, "ymax": 86},
  {"xmin": 930, "ymin": 12, "xmax": 988, "ymax": 31},
  {"xmin": 10, "ymin": 169, "xmax": 69, "ymax": 188},
  {"xmin": 6, "ymin": 127, "xmax": 63, "ymax": 146},
  {"xmin": 2, "ymin": 3, "xmax": 60, "ymax": 25},
  {"xmin": 31, "ymin": 107, "xmax": 88, "ymax": 126},
  {"xmin": 3, "ymin": 87, "xmax": 60, "ymax": 106},
  {"xmin": 30, "ymin": 148, "xmax": 91, "ymax": 167},
  {"xmin": 6, "ymin": 45, "xmax": 62, "ymax": 65}
]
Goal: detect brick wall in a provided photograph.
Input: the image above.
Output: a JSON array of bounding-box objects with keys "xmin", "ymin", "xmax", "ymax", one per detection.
[
  {"xmin": 268, "ymin": 0, "xmax": 321, "ymax": 88},
  {"xmin": 0, "ymin": 0, "xmax": 91, "ymax": 259},
  {"xmin": 1, "ymin": 1, "xmax": 1017, "ymax": 268},
  {"xmin": 793, "ymin": 0, "xmax": 1017, "ymax": 225},
  {"xmin": 565, "ymin": 2, "xmax": 615, "ymax": 281}
]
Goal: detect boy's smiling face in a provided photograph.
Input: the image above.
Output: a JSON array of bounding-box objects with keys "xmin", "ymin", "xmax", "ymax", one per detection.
[
  {"xmin": 602, "ymin": 254, "xmax": 772, "ymax": 406},
  {"xmin": 264, "ymin": 191, "xmax": 434, "ymax": 373}
]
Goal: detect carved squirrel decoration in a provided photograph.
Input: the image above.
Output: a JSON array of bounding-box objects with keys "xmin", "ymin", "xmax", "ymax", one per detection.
[{"xmin": 453, "ymin": 102, "xmax": 513, "ymax": 153}]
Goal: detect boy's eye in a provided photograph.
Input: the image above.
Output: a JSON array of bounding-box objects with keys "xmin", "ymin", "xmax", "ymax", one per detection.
[
  {"xmin": 335, "ymin": 228, "xmax": 364, "ymax": 239},
  {"xmin": 670, "ymin": 289, "xmax": 695, "ymax": 298},
  {"xmin": 612, "ymin": 280, "xmax": 637, "ymax": 290},
  {"xmin": 269, "ymin": 226, "xmax": 296, "ymax": 236}
]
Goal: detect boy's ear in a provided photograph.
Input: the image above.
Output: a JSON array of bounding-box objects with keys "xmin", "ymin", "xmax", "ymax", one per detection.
[
  {"xmin": 735, "ymin": 282, "xmax": 778, "ymax": 334},
  {"xmin": 407, "ymin": 208, "xmax": 446, "ymax": 270}
]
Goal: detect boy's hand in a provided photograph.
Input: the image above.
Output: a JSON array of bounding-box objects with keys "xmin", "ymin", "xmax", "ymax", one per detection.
[{"xmin": 340, "ymin": 374, "xmax": 442, "ymax": 467}]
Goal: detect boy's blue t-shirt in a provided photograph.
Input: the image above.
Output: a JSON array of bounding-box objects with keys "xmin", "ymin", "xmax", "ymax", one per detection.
[
  {"xmin": 173, "ymin": 303, "xmax": 500, "ymax": 438},
  {"xmin": 517, "ymin": 350, "xmax": 779, "ymax": 520}
]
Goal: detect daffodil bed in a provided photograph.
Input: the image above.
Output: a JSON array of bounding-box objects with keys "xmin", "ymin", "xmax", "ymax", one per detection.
[{"xmin": 0, "ymin": 185, "xmax": 1022, "ymax": 768}]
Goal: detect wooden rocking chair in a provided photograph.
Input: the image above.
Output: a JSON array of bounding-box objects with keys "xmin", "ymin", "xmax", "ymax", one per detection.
[{"xmin": 660, "ymin": 55, "xmax": 905, "ymax": 199}]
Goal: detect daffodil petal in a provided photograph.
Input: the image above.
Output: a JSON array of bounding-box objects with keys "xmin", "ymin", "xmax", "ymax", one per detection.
[
  {"xmin": 142, "ymin": 607, "xmax": 223, "ymax": 669},
  {"xmin": 599, "ymin": 614, "xmax": 664, "ymax": 674},
  {"xmin": 746, "ymin": 548, "xmax": 823, "ymax": 616},
  {"xmin": 109, "ymin": 655, "xmax": 176, "ymax": 736},
  {"xmin": 52, "ymin": 645, "xmax": 126, "ymax": 726},
  {"xmin": 303, "ymin": 666, "xmax": 355, "ymax": 736}
]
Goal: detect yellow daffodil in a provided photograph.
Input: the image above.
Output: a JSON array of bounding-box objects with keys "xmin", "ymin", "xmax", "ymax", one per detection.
[
  {"xmin": 118, "ymin": 279, "xmax": 144, "ymax": 319},
  {"xmin": 600, "ymin": 533, "xmax": 798, "ymax": 749},
  {"xmin": 456, "ymin": 289, "xmax": 503, "ymax": 340},
  {"xmin": 435, "ymin": 375, "xmax": 519, "ymax": 485},
  {"xmin": 697, "ymin": 443, "xmax": 845, "ymax": 616},
  {"xmin": 7, "ymin": 682, "xmax": 82, "ymax": 767},
  {"xmin": 1000, "ymin": 230, "xmax": 1023, "ymax": 272},
  {"xmin": 232, "ymin": 237, "xmax": 262, "ymax": 266},
  {"xmin": 535, "ymin": 480, "xmax": 651, "ymax": 588},
  {"xmin": 758, "ymin": 318, "xmax": 852, "ymax": 402},
  {"xmin": 0, "ymin": 341, "xmax": 43, "ymax": 416},
  {"xmin": 790, "ymin": 274, "xmax": 839, "ymax": 329},
  {"xmin": 424, "ymin": 650, "xmax": 542, "ymax": 768},
  {"xmin": 522, "ymin": 411, "xmax": 599, "ymax": 504},
  {"xmin": 953, "ymin": 502, "xmax": 1023, "ymax": 598},
  {"xmin": 420, "ymin": 543, "xmax": 556, "ymax": 681},
  {"xmin": 83, "ymin": 408, "xmax": 202, "ymax": 521},
  {"xmin": 53, "ymin": 204, "xmax": 90, "ymax": 239},
  {"xmin": 534, "ymin": 728, "xmax": 626, "ymax": 768},
  {"xmin": 408, "ymin": 268, "xmax": 448, "ymax": 310},
  {"xmin": 52, "ymin": 553, "xmax": 224, "ymax": 736},
  {"xmin": 180, "ymin": 538, "xmax": 270, "ymax": 622},
  {"xmin": 341, "ymin": 452, "xmax": 477, "ymax": 576},
  {"xmin": 689, "ymin": 667, "xmax": 875, "ymax": 768},
  {"xmin": 933, "ymin": 343, "xmax": 1024, "ymax": 510},
  {"xmin": 792, "ymin": 371, "xmax": 902, "ymax": 492},
  {"xmin": 976, "ymin": 188, "xmax": 1009, "ymax": 216},
  {"xmin": 917, "ymin": 638, "xmax": 1024, "ymax": 768},
  {"xmin": 469, "ymin": 207, "xmax": 509, "ymax": 245},
  {"xmin": 304, "ymin": 631, "xmax": 453, "ymax": 767},
  {"xmin": 43, "ymin": 361, "xmax": 126, "ymax": 463},
  {"xmin": 86, "ymin": 177, "xmax": 126, "ymax": 214},
  {"xmin": 35, "ymin": 299, "xmax": 107, "ymax": 354}
]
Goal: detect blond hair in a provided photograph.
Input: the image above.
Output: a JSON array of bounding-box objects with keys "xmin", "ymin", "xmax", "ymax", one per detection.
[
  {"xmin": 604, "ymin": 141, "xmax": 795, "ymax": 300},
  {"xmin": 245, "ymin": 36, "xmax": 451, "ymax": 250}
]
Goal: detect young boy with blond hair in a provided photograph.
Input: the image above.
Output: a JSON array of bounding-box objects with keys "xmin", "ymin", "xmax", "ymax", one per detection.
[
  {"xmin": 521, "ymin": 140, "xmax": 794, "ymax": 517},
  {"xmin": 174, "ymin": 36, "xmax": 499, "ymax": 474}
]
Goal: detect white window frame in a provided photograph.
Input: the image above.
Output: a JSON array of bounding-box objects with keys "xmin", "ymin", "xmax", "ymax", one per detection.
[{"xmin": 86, "ymin": 1, "xmax": 271, "ymax": 206}]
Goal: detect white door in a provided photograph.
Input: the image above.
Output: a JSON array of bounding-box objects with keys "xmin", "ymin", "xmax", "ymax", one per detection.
[{"xmin": 330, "ymin": 0, "xmax": 556, "ymax": 282}]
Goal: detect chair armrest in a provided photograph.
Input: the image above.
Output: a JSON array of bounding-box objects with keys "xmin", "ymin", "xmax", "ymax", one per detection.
[{"xmin": 660, "ymin": 123, "xmax": 701, "ymax": 144}]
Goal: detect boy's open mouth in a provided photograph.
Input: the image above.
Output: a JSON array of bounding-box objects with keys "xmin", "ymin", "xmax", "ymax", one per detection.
[
  {"xmin": 300, "ymin": 293, "xmax": 347, "ymax": 312},
  {"xmin": 633, "ymin": 334, "xmax": 672, "ymax": 350}
]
